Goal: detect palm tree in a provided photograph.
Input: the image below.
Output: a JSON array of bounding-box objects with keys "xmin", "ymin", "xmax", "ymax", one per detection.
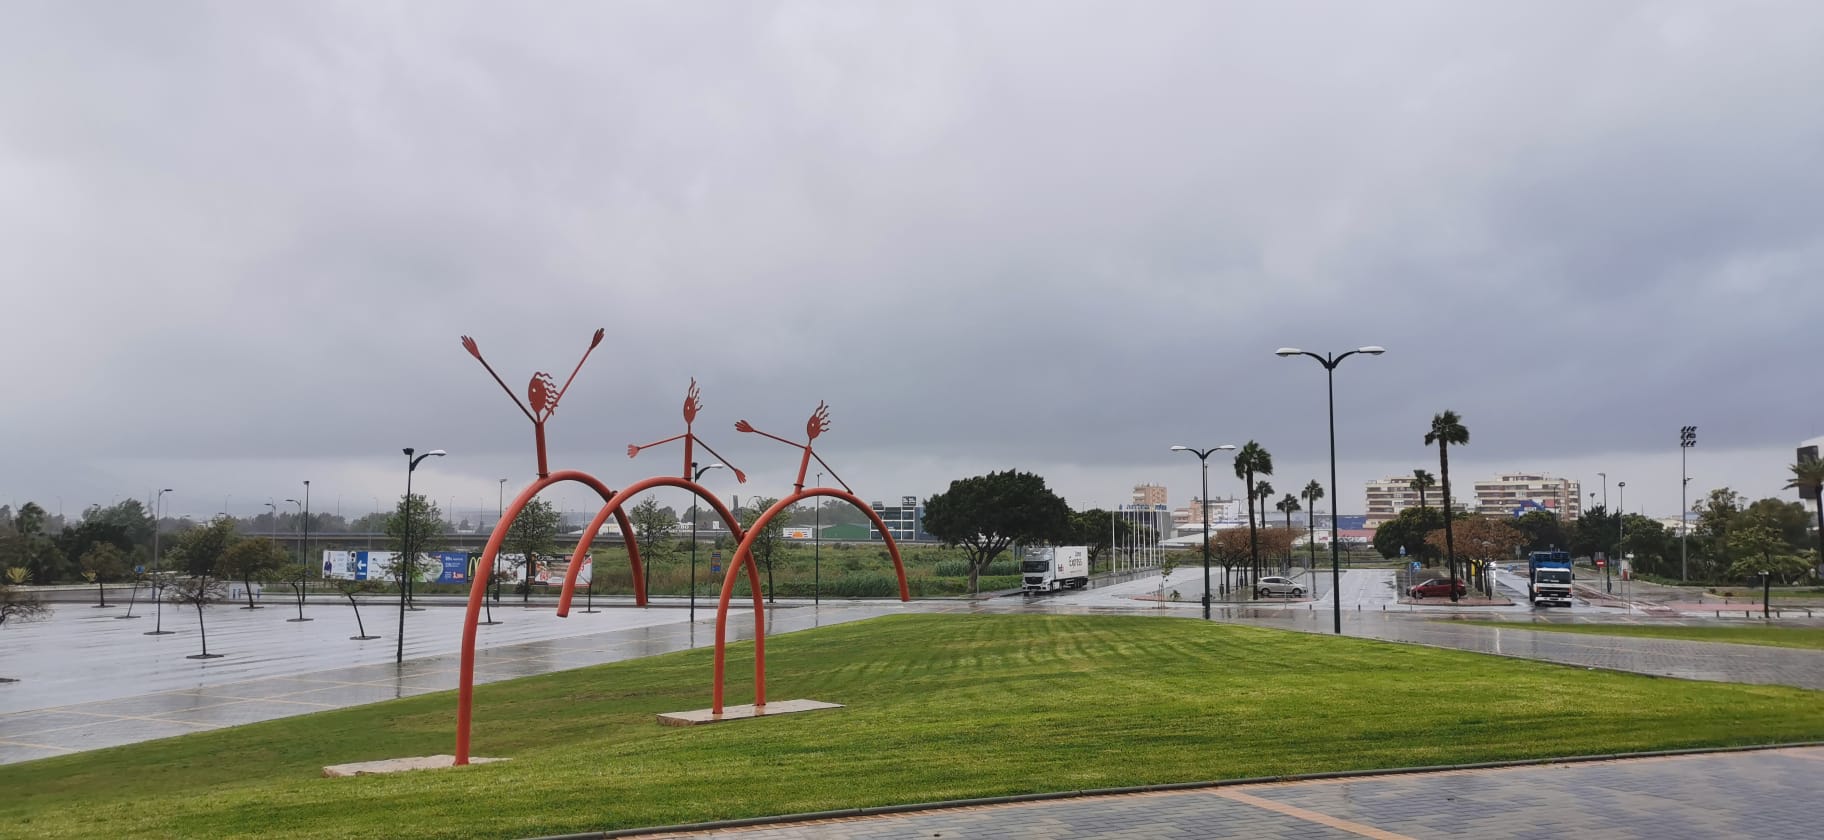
[
  {"xmin": 1412, "ymin": 469, "xmax": 1436, "ymax": 512},
  {"xmin": 1786, "ymin": 459, "xmax": 1824, "ymax": 568},
  {"xmin": 1234, "ymin": 441, "xmax": 1274, "ymax": 596},
  {"xmin": 1276, "ymin": 493, "xmax": 1301, "ymax": 571},
  {"xmin": 1301, "ymin": 480, "xmax": 1324, "ymax": 568},
  {"xmin": 1424, "ymin": 411, "xmax": 1470, "ymax": 601}
]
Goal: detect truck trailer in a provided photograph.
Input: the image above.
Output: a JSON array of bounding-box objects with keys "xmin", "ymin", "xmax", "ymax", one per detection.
[
  {"xmin": 1021, "ymin": 545, "xmax": 1090, "ymax": 594},
  {"xmin": 1527, "ymin": 550, "xmax": 1575, "ymax": 608}
]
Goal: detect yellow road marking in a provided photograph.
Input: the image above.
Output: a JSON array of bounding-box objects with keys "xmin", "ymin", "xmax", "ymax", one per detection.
[{"xmin": 1215, "ymin": 789, "xmax": 1416, "ymax": 839}]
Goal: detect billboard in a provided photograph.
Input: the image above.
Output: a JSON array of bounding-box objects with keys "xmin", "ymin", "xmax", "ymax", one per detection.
[{"xmin": 321, "ymin": 551, "xmax": 590, "ymax": 585}]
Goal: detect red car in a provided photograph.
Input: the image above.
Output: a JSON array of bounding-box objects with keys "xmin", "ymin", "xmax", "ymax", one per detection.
[{"xmin": 1408, "ymin": 578, "xmax": 1467, "ymax": 598}]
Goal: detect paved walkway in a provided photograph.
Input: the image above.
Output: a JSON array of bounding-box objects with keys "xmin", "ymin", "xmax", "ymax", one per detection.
[{"xmin": 651, "ymin": 746, "xmax": 1824, "ymax": 839}]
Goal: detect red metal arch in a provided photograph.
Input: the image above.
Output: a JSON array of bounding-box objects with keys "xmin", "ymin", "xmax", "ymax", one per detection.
[
  {"xmin": 455, "ymin": 469, "xmax": 639, "ymax": 765},
  {"xmin": 712, "ymin": 488, "xmax": 909, "ymax": 713},
  {"xmin": 552, "ymin": 476, "xmax": 748, "ymax": 617}
]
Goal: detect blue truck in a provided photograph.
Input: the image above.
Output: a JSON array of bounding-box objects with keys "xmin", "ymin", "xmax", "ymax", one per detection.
[{"xmin": 1527, "ymin": 550, "xmax": 1575, "ymax": 608}]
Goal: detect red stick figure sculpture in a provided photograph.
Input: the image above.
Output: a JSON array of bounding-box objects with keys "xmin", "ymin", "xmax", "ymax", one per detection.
[
  {"xmin": 734, "ymin": 401, "xmax": 850, "ymax": 493},
  {"xmin": 461, "ymin": 329, "xmax": 604, "ymax": 478},
  {"xmin": 627, "ymin": 379, "xmax": 748, "ymax": 483}
]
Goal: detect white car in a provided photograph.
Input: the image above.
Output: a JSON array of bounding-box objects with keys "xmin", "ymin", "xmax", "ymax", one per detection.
[{"xmin": 1256, "ymin": 576, "xmax": 1305, "ymax": 597}]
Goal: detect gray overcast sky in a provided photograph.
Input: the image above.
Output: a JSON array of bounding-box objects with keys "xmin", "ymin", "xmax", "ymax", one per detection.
[{"xmin": 3, "ymin": 1, "xmax": 1821, "ymax": 525}]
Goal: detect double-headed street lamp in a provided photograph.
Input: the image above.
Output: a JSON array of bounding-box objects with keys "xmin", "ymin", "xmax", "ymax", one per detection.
[
  {"xmin": 1276, "ymin": 345, "xmax": 1385, "ymax": 636},
  {"xmin": 397, "ymin": 447, "xmax": 446, "ymax": 665},
  {"xmin": 689, "ymin": 462, "xmax": 726, "ymax": 623},
  {"xmin": 1171, "ymin": 444, "xmax": 1237, "ymax": 620}
]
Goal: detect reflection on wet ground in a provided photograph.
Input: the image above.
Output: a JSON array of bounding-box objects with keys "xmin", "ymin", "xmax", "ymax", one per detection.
[{"xmin": 4, "ymin": 583, "xmax": 1823, "ymax": 765}]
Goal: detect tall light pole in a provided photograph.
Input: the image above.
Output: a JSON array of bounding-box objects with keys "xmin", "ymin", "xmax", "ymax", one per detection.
[
  {"xmin": 301, "ymin": 480, "xmax": 311, "ymax": 568},
  {"xmin": 495, "ymin": 479, "xmax": 507, "ymax": 604},
  {"xmin": 284, "ymin": 498, "xmax": 303, "ymax": 553},
  {"xmin": 1680, "ymin": 426, "xmax": 1696, "ymax": 581},
  {"xmin": 1617, "ymin": 480, "xmax": 1627, "ymax": 583},
  {"xmin": 1277, "ymin": 345, "xmax": 1385, "ymax": 635},
  {"xmin": 1171, "ymin": 444, "xmax": 1236, "ymax": 620},
  {"xmin": 690, "ymin": 462, "xmax": 725, "ymax": 623},
  {"xmin": 145, "ymin": 488, "xmax": 176, "ymax": 635},
  {"xmin": 398, "ymin": 447, "xmax": 446, "ymax": 664},
  {"xmin": 814, "ymin": 471, "xmax": 823, "ymax": 606}
]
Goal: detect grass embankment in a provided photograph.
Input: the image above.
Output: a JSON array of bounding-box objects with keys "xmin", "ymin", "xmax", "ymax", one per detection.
[
  {"xmin": 6, "ymin": 614, "xmax": 1824, "ymax": 839},
  {"xmin": 1459, "ymin": 621, "xmax": 1824, "ymax": 651}
]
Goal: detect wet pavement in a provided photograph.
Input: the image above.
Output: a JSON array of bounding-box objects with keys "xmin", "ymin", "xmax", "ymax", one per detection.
[
  {"xmin": 652, "ymin": 746, "xmax": 1824, "ymax": 839},
  {"xmin": 0, "ymin": 597, "xmax": 917, "ymax": 764},
  {"xmin": 5, "ymin": 570, "xmax": 1824, "ymax": 766}
]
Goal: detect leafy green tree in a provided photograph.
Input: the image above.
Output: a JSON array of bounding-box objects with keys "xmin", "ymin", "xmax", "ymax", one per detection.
[
  {"xmin": 1300, "ymin": 480, "xmax": 1325, "ymax": 567},
  {"xmin": 1743, "ymin": 498, "xmax": 1814, "ymax": 553},
  {"xmin": 1067, "ymin": 509, "xmax": 1129, "ymax": 570},
  {"xmin": 1787, "ymin": 458, "xmax": 1824, "ymax": 567},
  {"xmin": 167, "ymin": 517, "xmax": 239, "ymax": 579},
  {"xmin": 1569, "ymin": 505, "xmax": 1617, "ymax": 559},
  {"xmin": 505, "ymin": 497, "xmax": 561, "ymax": 603},
  {"xmin": 1618, "ymin": 514, "xmax": 1672, "ymax": 576},
  {"xmin": 1373, "ymin": 506, "xmax": 1446, "ymax": 565},
  {"xmin": 628, "ymin": 496, "xmax": 679, "ymax": 597},
  {"xmin": 384, "ymin": 495, "xmax": 445, "ymax": 603},
  {"xmin": 1724, "ymin": 521, "xmax": 1806, "ymax": 583},
  {"xmin": 78, "ymin": 542, "xmax": 129, "ymax": 607},
  {"xmin": 1513, "ymin": 510, "xmax": 1569, "ymax": 554},
  {"xmin": 923, "ymin": 470, "xmax": 1070, "ymax": 594},
  {"xmin": 1232, "ymin": 442, "xmax": 1274, "ymax": 588},
  {"xmin": 1411, "ymin": 469, "xmax": 1437, "ymax": 511},
  {"xmin": 1424, "ymin": 410, "xmax": 1470, "ymax": 600},
  {"xmin": 739, "ymin": 497, "xmax": 786, "ymax": 603},
  {"xmin": 1693, "ymin": 488, "xmax": 1746, "ymax": 574},
  {"xmin": 220, "ymin": 538, "xmax": 288, "ymax": 610},
  {"xmin": 5, "ymin": 502, "xmax": 68, "ymax": 584},
  {"xmin": 1275, "ymin": 494, "xmax": 1300, "ymax": 568}
]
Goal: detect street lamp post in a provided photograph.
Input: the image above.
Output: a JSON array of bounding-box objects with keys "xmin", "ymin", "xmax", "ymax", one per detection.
[
  {"xmin": 283, "ymin": 498, "xmax": 308, "ymax": 621},
  {"xmin": 1680, "ymin": 426, "xmax": 1696, "ymax": 581},
  {"xmin": 690, "ymin": 462, "xmax": 725, "ymax": 623},
  {"xmin": 814, "ymin": 471, "xmax": 823, "ymax": 606},
  {"xmin": 1171, "ymin": 444, "xmax": 1236, "ymax": 620},
  {"xmin": 495, "ymin": 479, "xmax": 506, "ymax": 604},
  {"xmin": 145, "ymin": 488, "xmax": 176, "ymax": 635},
  {"xmin": 1617, "ymin": 481, "xmax": 1627, "ymax": 585},
  {"xmin": 397, "ymin": 447, "xmax": 446, "ymax": 665},
  {"xmin": 301, "ymin": 480, "xmax": 311, "ymax": 568},
  {"xmin": 1276, "ymin": 345, "xmax": 1385, "ymax": 635}
]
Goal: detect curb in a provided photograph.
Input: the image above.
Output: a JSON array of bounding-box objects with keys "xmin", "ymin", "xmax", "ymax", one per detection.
[{"xmin": 525, "ymin": 741, "xmax": 1824, "ymax": 839}]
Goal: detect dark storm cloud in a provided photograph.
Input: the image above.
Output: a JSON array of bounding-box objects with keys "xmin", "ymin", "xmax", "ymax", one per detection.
[{"xmin": 3, "ymin": 1, "xmax": 1820, "ymax": 518}]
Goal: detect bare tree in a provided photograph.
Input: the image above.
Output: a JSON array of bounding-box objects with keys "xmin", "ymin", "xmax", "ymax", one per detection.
[
  {"xmin": 329, "ymin": 577, "xmax": 385, "ymax": 640},
  {"xmin": 165, "ymin": 574, "xmax": 229, "ymax": 659}
]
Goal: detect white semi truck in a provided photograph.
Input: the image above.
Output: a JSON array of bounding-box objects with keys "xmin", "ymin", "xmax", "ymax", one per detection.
[{"xmin": 1021, "ymin": 545, "xmax": 1090, "ymax": 594}]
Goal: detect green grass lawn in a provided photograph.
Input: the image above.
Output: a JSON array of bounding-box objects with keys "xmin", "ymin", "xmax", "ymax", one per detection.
[
  {"xmin": 1457, "ymin": 620, "xmax": 1824, "ymax": 651},
  {"xmin": 6, "ymin": 614, "xmax": 1824, "ymax": 839}
]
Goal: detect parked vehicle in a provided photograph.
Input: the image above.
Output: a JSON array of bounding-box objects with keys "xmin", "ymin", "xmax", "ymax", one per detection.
[
  {"xmin": 1408, "ymin": 578, "xmax": 1466, "ymax": 598},
  {"xmin": 1021, "ymin": 545, "xmax": 1090, "ymax": 594},
  {"xmin": 1527, "ymin": 550, "xmax": 1575, "ymax": 607},
  {"xmin": 1256, "ymin": 576, "xmax": 1305, "ymax": 597}
]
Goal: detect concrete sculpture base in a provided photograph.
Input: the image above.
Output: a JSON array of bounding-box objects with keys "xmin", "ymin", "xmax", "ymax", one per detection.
[
  {"xmin": 323, "ymin": 755, "xmax": 507, "ymax": 777},
  {"xmin": 658, "ymin": 698, "xmax": 842, "ymax": 727}
]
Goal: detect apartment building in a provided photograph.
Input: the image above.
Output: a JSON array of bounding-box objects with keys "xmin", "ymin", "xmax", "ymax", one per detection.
[
  {"xmin": 1471, "ymin": 474, "xmax": 1582, "ymax": 519},
  {"xmin": 1364, "ymin": 476, "xmax": 1457, "ymax": 527}
]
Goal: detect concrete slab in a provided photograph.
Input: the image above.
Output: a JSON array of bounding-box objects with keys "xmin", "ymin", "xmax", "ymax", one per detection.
[
  {"xmin": 658, "ymin": 698, "xmax": 842, "ymax": 727},
  {"xmin": 321, "ymin": 754, "xmax": 507, "ymax": 777}
]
